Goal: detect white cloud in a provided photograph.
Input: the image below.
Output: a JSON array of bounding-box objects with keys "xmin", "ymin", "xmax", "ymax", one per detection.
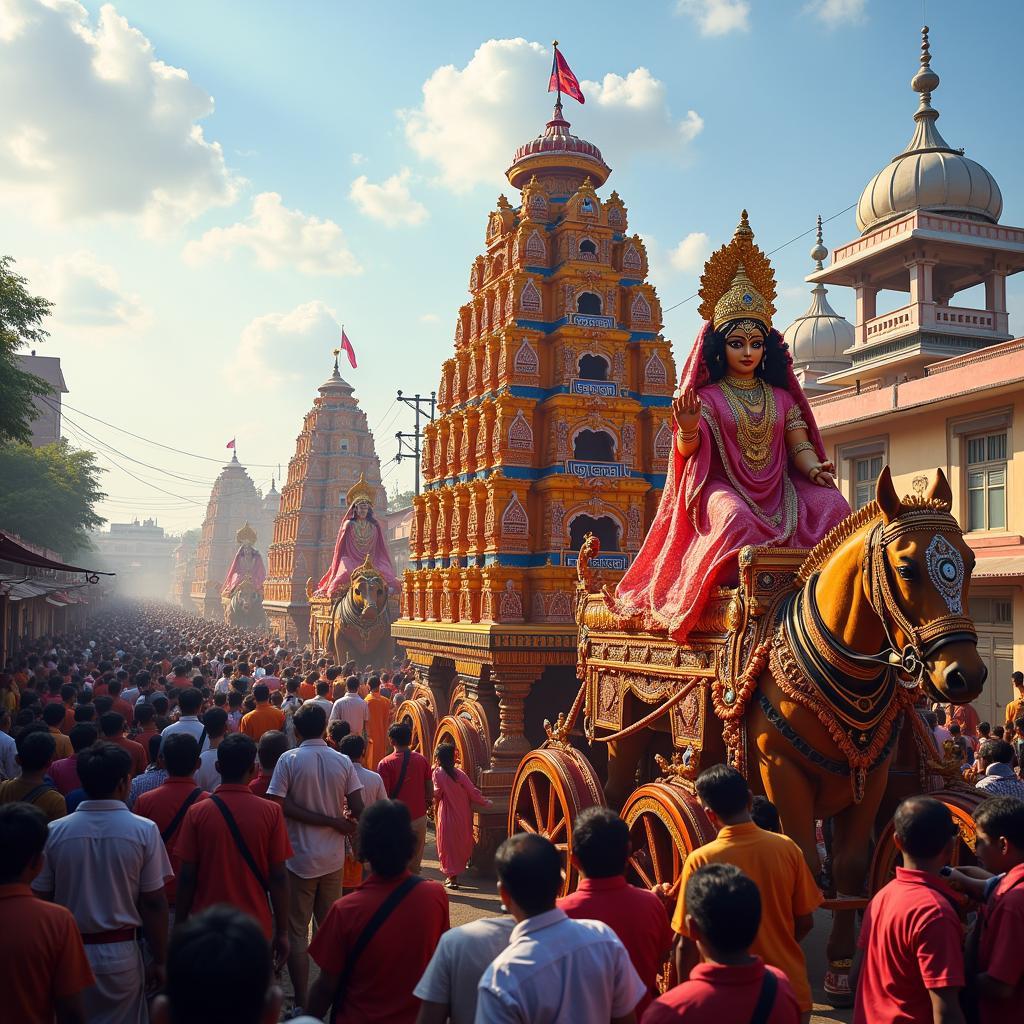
[
  {"xmin": 21, "ymin": 251, "xmax": 150, "ymax": 331},
  {"xmin": 806, "ymin": 0, "xmax": 867, "ymax": 26},
  {"xmin": 676, "ymin": 0, "xmax": 750, "ymax": 36},
  {"xmin": 229, "ymin": 300, "xmax": 340, "ymax": 393},
  {"xmin": 401, "ymin": 39, "xmax": 703, "ymax": 194},
  {"xmin": 0, "ymin": 0, "xmax": 240, "ymax": 233},
  {"xmin": 349, "ymin": 168, "xmax": 429, "ymax": 227},
  {"xmin": 183, "ymin": 192, "xmax": 361, "ymax": 276},
  {"xmin": 669, "ymin": 232, "xmax": 711, "ymax": 274},
  {"xmin": 419, "ymin": 313, "xmax": 440, "ymax": 323},
  {"xmin": 350, "ymin": 152, "xmax": 367, "ymax": 166}
]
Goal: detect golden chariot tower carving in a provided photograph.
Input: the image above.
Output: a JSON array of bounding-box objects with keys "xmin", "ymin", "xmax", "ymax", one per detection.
[{"xmin": 391, "ymin": 96, "xmax": 676, "ymax": 865}]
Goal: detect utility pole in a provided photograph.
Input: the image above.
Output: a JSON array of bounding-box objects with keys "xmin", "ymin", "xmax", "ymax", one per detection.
[{"xmin": 395, "ymin": 390, "xmax": 437, "ymax": 496}]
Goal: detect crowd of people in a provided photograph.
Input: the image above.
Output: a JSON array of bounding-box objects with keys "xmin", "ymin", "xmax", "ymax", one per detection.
[{"xmin": 1, "ymin": 604, "xmax": 1023, "ymax": 1024}]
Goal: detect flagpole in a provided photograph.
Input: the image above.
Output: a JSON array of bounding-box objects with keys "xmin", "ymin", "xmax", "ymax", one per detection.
[{"xmin": 552, "ymin": 40, "xmax": 561, "ymax": 106}]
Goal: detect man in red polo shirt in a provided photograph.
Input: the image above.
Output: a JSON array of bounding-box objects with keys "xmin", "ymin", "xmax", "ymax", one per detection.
[
  {"xmin": 174, "ymin": 732, "xmax": 291, "ymax": 970},
  {"xmin": 852, "ymin": 796, "xmax": 964, "ymax": 1024},
  {"xmin": 0, "ymin": 803, "xmax": 95, "ymax": 1024},
  {"xmin": 558, "ymin": 806, "xmax": 672, "ymax": 1018},
  {"xmin": 376, "ymin": 722, "xmax": 432, "ymax": 873},
  {"xmin": 134, "ymin": 733, "xmax": 207, "ymax": 913},
  {"xmin": 306, "ymin": 800, "xmax": 449, "ymax": 1023},
  {"xmin": 644, "ymin": 863, "xmax": 799, "ymax": 1023}
]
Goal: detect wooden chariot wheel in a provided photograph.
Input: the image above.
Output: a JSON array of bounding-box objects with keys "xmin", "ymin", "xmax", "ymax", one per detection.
[
  {"xmin": 869, "ymin": 786, "xmax": 988, "ymax": 895},
  {"xmin": 394, "ymin": 698, "xmax": 437, "ymax": 758},
  {"xmin": 448, "ymin": 683, "xmax": 467, "ymax": 716},
  {"xmin": 508, "ymin": 747, "xmax": 606, "ymax": 895},
  {"xmin": 621, "ymin": 782, "xmax": 715, "ymax": 896},
  {"xmin": 433, "ymin": 712, "xmax": 490, "ymax": 785}
]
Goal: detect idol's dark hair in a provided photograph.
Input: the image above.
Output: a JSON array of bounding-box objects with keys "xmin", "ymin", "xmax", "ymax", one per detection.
[{"xmin": 702, "ymin": 319, "xmax": 792, "ymax": 388}]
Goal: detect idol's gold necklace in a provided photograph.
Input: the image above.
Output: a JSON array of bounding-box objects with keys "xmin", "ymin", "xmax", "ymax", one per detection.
[{"xmin": 720, "ymin": 376, "xmax": 775, "ymax": 472}]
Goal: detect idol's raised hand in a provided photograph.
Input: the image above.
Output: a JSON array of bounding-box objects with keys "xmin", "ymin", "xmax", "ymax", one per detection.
[{"xmin": 672, "ymin": 387, "xmax": 702, "ymax": 436}]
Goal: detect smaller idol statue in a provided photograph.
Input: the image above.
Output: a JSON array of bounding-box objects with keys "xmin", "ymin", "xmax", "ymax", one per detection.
[
  {"xmin": 315, "ymin": 472, "xmax": 399, "ymax": 598},
  {"xmin": 222, "ymin": 521, "xmax": 267, "ymax": 596}
]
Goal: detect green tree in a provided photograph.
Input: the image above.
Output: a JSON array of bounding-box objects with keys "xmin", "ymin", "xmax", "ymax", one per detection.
[
  {"xmin": 0, "ymin": 255, "xmax": 55, "ymax": 445},
  {"xmin": 0, "ymin": 441, "xmax": 106, "ymax": 556},
  {"xmin": 387, "ymin": 486, "xmax": 415, "ymax": 512}
]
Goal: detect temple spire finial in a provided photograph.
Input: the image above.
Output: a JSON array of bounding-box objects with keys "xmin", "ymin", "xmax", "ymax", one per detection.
[
  {"xmin": 911, "ymin": 25, "xmax": 941, "ymax": 120},
  {"xmin": 331, "ymin": 347, "xmax": 341, "ymax": 380},
  {"xmin": 810, "ymin": 214, "xmax": 828, "ymax": 271}
]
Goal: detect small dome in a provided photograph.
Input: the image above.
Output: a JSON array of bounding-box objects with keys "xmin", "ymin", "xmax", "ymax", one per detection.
[
  {"xmin": 785, "ymin": 217, "xmax": 855, "ymax": 369},
  {"xmin": 856, "ymin": 27, "xmax": 1002, "ymax": 235},
  {"xmin": 319, "ymin": 353, "xmax": 355, "ymax": 397},
  {"xmin": 507, "ymin": 102, "xmax": 611, "ymax": 191}
]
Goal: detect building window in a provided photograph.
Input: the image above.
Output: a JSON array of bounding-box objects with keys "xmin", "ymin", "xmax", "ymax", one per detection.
[
  {"xmin": 340, "ymin": 439, "xmax": 349, "ymax": 452},
  {"xmin": 853, "ymin": 455, "xmax": 883, "ymax": 511},
  {"xmin": 966, "ymin": 431, "xmax": 1007, "ymax": 531},
  {"xmin": 577, "ymin": 292, "xmax": 602, "ymax": 315}
]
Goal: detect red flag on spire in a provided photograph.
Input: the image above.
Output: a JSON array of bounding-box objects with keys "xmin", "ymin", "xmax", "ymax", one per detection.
[
  {"xmin": 548, "ymin": 44, "xmax": 585, "ymax": 105},
  {"xmin": 340, "ymin": 328, "xmax": 357, "ymax": 369},
  {"xmin": 225, "ymin": 438, "xmax": 235, "ymax": 449}
]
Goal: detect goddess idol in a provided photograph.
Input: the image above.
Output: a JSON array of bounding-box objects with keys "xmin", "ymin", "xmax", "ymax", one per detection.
[
  {"xmin": 315, "ymin": 472, "xmax": 399, "ymax": 598},
  {"xmin": 221, "ymin": 521, "xmax": 267, "ymax": 597},
  {"xmin": 616, "ymin": 212, "xmax": 850, "ymax": 640}
]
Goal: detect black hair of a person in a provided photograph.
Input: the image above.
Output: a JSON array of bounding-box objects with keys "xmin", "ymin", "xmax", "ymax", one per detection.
[
  {"xmin": 0, "ymin": 803, "xmax": 49, "ymax": 884},
  {"xmin": 164, "ymin": 906, "xmax": 271, "ymax": 1024},
  {"xmin": 434, "ymin": 742, "xmax": 458, "ymax": 780},
  {"xmin": 215, "ymin": 732, "xmax": 257, "ymax": 783},
  {"xmin": 695, "ymin": 764, "xmax": 751, "ymax": 818},
  {"xmin": 701, "ymin": 319, "xmax": 792, "ymax": 389},
  {"xmin": 77, "ymin": 742, "xmax": 132, "ymax": 798},
  {"xmin": 571, "ymin": 806, "xmax": 630, "ymax": 878},
  {"xmin": 294, "ymin": 702, "xmax": 327, "ymax": 740},
  {"xmin": 163, "ymin": 733, "xmax": 200, "ymax": 777},
  {"xmin": 974, "ymin": 796, "xmax": 1024, "ymax": 850},
  {"xmin": 685, "ymin": 863, "xmax": 761, "ymax": 954},
  {"xmin": 494, "ymin": 832, "xmax": 562, "ymax": 916},
  {"xmin": 359, "ymin": 799, "xmax": 416, "ymax": 878},
  {"xmin": 894, "ymin": 796, "xmax": 957, "ymax": 859}
]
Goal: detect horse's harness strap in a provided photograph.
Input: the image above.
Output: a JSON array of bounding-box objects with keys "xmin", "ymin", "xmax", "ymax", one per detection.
[{"xmin": 757, "ymin": 691, "xmax": 903, "ymax": 779}]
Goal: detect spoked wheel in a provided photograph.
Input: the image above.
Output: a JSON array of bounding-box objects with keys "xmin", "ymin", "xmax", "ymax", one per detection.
[
  {"xmin": 408, "ymin": 683, "xmax": 437, "ymax": 717},
  {"xmin": 395, "ymin": 698, "xmax": 437, "ymax": 758},
  {"xmin": 448, "ymin": 683, "xmax": 467, "ymax": 716},
  {"xmin": 869, "ymin": 786, "xmax": 986, "ymax": 894},
  {"xmin": 622, "ymin": 782, "xmax": 714, "ymax": 894},
  {"xmin": 434, "ymin": 713, "xmax": 489, "ymax": 784},
  {"xmin": 621, "ymin": 782, "xmax": 715, "ymax": 994},
  {"xmin": 508, "ymin": 747, "xmax": 605, "ymax": 895}
]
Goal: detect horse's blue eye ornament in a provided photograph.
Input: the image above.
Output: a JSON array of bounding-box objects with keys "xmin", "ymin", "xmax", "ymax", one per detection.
[{"xmin": 925, "ymin": 534, "xmax": 964, "ymax": 614}]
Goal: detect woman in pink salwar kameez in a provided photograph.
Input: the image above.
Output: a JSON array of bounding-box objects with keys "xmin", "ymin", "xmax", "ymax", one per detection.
[
  {"xmin": 432, "ymin": 743, "xmax": 492, "ymax": 888},
  {"xmin": 616, "ymin": 212, "xmax": 850, "ymax": 641}
]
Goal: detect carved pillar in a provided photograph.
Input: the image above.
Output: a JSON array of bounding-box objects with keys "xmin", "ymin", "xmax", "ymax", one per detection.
[
  {"xmin": 489, "ymin": 667, "xmax": 541, "ymax": 768},
  {"xmin": 437, "ymin": 490, "xmax": 454, "ymax": 562},
  {"xmin": 463, "ymin": 408, "xmax": 480, "ymax": 475},
  {"xmin": 451, "ymin": 482, "xmax": 471, "ymax": 561}
]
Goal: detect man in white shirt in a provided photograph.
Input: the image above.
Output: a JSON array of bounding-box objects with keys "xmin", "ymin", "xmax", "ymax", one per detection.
[
  {"xmin": 214, "ymin": 670, "xmax": 233, "ymax": 695},
  {"xmin": 33, "ymin": 742, "xmax": 172, "ymax": 1024},
  {"xmin": 475, "ymin": 833, "xmax": 644, "ymax": 1024},
  {"xmin": 303, "ymin": 679, "xmax": 335, "ymax": 717},
  {"xmin": 337, "ymin": 734, "xmax": 386, "ymax": 805},
  {"xmin": 194, "ymin": 707, "xmax": 229, "ymax": 792},
  {"xmin": 160, "ymin": 690, "xmax": 210, "ymax": 753},
  {"xmin": 416, "ymin": 915, "xmax": 515, "ymax": 1024},
  {"xmin": 267, "ymin": 703, "xmax": 365, "ymax": 1014},
  {"xmin": 329, "ymin": 676, "xmax": 369, "ymax": 738}
]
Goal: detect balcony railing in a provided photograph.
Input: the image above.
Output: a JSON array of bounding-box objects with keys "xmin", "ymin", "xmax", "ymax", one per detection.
[{"xmin": 860, "ymin": 302, "xmax": 1007, "ymax": 346}]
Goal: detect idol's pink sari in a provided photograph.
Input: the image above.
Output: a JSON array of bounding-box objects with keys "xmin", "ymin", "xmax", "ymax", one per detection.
[
  {"xmin": 221, "ymin": 546, "xmax": 266, "ymax": 596},
  {"xmin": 616, "ymin": 323, "xmax": 849, "ymax": 641},
  {"xmin": 432, "ymin": 765, "xmax": 490, "ymax": 878}
]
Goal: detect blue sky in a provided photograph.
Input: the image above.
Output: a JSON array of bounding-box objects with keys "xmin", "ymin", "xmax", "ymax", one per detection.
[{"xmin": 3, "ymin": 0, "xmax": 1022, "ymax": 534}]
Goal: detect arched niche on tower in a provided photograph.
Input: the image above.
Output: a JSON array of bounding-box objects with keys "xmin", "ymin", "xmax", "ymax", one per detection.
[
  {"xmin": 567, "ymin": 510, "xmax": 622, "ymax": 553},
  {"xmin": 573, "ymin": 428, "xmax": 616, "ymax": 462},
  {"xmin": 577, "ymin": 353, "xmax": 609, "ymax": 381},
  {"xmin": 576, "ymin": 291, "xmax": 602, "ymax": 316}
]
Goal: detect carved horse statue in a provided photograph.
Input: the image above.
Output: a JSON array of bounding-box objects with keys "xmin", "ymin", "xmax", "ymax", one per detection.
[
  {"xmin": 327, "ymin": 554, "xmax": 395, "ymax": 667},
  {"xmin": 749, "ymin": 467, "xmax": 986, "ymax": 998},
  {"xmin": 223, "ymin": 577, "xmax": 267, "ymax": 630}
]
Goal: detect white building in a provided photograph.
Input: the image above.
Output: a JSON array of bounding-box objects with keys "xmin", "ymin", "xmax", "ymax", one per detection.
[
  {"xmin": 18, "ymin": 353, "xmax": 67, "ymax": 446},
  {"xmin": 92, "ymin": 519, "xmax": 179, "ymax": 601}
]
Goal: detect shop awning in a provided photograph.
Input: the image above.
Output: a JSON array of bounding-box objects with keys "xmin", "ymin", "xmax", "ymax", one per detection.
[
  {"xmin": 973, "ymin": 555, "xmax": 1024, "ymax": 579},
  {"xmin": 0, "ymin": 533, "xmax": 113, "ymax": 576}
]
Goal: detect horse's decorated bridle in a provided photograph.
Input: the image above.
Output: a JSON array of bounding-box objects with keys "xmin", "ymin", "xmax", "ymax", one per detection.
[{"xmin": 860, "ymin": 508, "xmax": 978, "ymax": 685}]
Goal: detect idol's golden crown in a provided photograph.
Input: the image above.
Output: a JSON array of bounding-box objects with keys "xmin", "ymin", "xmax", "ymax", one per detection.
[
  {"xmin": 346, "ymin": 472, "xmax": 375, "ymax": 508},
  {"xmin": 236, "ymin": 521, "xmax": 257, "ymax": 546},
  {"xmin": 698, "ymin": 210, "xmax": 777, "ymax": 331}
]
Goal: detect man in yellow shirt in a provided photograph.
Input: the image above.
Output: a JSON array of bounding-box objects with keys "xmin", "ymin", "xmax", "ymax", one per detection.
[
  {"xmin": 240, "ymin": 684, "xmax": 286, "ymax": 742},
  {"xmin": 671, "ymin": 765, "xmax": 820, "ymax": 1023},
  {"xmin": 1005, "ymin": 671, "xmax": 1024, "ymax": 728}
]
